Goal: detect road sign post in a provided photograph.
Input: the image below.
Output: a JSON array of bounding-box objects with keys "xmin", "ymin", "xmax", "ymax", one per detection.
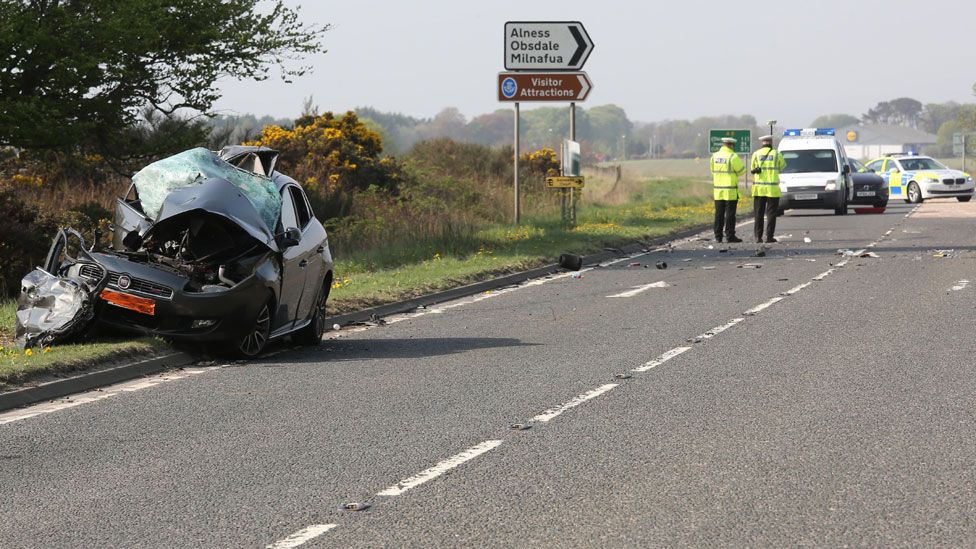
[{"xmin": 502, "ymin": 21, "xmax": 594, "ymax": 226}]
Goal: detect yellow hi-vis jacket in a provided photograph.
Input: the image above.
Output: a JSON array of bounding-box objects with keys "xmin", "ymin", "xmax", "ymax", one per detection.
[
  {"xmin": 710, "ymin": 145, "xmax": 745, "ymax": 200},
  {"xmin": 750, "ymin": 146, "xmax": 787, "ymax": 198}
]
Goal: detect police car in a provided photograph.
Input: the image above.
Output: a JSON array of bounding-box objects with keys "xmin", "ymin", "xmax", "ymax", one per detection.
[
  {"xmin": 777, "ymin": 128, "xmax": 851, "ymax": 215},
  {"xmin": 863, "ymin": 154, "xmax": 973, "ymax": 203}
]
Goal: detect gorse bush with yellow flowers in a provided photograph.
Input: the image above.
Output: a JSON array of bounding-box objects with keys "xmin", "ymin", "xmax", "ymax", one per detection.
[{"xmin": 244, "ymin": 111, "xmax": 408, "ymax": 218}]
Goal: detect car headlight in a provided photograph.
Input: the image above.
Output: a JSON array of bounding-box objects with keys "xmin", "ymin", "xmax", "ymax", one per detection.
[
  {"xmin": 825, "ymin": 179, "xmax": 837, "ymax": 191},
  {"xmin": 967, "ymin": 176, "xmax": 973, "ymax": 183},
  {"xmin": 923, "ymin": 177, "xmax": 940, "ymax": 184}
]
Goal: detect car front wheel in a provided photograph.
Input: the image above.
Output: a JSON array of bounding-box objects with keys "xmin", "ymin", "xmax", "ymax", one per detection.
[
  {"xmin": 907, "ymin": 182, "xmax": 923, "ymax": 203},
  {"xmin": 235, "ymin": 300, "xmax": 271, "ymax": 357},
  {"xmin": 957, "ymin": 196, "xmax": 972, "ymax": 202}
]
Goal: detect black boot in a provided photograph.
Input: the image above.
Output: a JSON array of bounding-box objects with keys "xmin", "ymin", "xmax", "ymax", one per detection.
[{"xmin": 726, "ymin": 235, "xmax": 743, "ymax": 243}]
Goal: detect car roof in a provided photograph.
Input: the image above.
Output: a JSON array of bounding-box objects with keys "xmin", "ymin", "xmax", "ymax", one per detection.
[{"xmin": 779, "ymin": 138, "xmax": 841, "ymax": 151}]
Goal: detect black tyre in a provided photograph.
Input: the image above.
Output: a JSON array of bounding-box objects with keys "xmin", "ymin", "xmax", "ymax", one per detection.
[
  {"xmin": 294, "ymin": 277, "xmax": 331, "ymax": 346},
  {"xmin": 957, "ymin": 196, "xmax": 971, "ymax": 203},
  {"xmin": 907, "ymin": 182, "xmax": 923, "ymax": 203},
  {"xmin": 234, "ymin": 299, "xmax": 272, "ymax": 358},
  {"xmin": 834, "ymin": 193, "xmax": 847, "ymax": 215}
]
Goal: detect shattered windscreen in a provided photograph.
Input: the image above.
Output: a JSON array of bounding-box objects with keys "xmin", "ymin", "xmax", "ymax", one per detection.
[{"xmin": 132, "ymin": 147, "xmax": 282, "ymax": 230}]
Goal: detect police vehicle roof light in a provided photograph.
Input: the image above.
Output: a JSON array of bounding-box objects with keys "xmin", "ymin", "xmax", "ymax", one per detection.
[{"xmin": 783, "ymin": 128, "xmax": 836, "ymax": 137}]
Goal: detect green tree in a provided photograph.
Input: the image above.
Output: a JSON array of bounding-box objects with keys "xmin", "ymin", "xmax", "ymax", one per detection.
[
  {"xmin": 0, "ymin": 0, "xmax": 328, "ymax": 156},
  {"xmin": 810, "ymin": 114, "xmax": 859, "ymax": 129}
]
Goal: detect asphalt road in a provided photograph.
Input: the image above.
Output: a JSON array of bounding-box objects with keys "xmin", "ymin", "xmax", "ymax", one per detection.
[{"xmin": 3, "ymin": 199, "xmax": 976, "ymax": 547}]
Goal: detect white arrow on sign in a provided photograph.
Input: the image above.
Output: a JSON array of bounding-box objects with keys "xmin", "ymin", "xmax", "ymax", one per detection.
[{"xmin": 504, "ymin": 21, "xmax": 594, "ymax": 71}]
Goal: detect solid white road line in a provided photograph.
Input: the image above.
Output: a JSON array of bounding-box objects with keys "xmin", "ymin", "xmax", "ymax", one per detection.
[
  {"xmin": 266, "ymin": 524, "xmax": 338, "ymax": 549},
  {"xmin": 607, "ymin": 281, "xmax": 669, "ymax": 298},
  {"xmin": 377, "ymin": 440, "xmax": 503, "ymax": 497},
  {"xmin": 951, "ymin": 280, "xmax": 970, "ymax": 292},
  {"xmin": 693, "ymin": 318, "xmax": 744, "ymax": 341},
  {"xmin": 632, "ymin": 346, "xmax": 692, "ymax": 373},
  {"xmin": 744, "ymin": 297, "xmax": 784, "ymax": 315},
  {"xmin": 531, "ymin": 384, "xmax": 619, "ymax": 423},
  {"xmin": 0, "ymin": 367, "xmax": 218, "ymax": 426}
]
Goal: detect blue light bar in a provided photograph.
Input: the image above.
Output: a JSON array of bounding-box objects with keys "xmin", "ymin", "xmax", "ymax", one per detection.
[{"xmin": 783, "ymin": 128, "xmax": 836, "ymax": 137}]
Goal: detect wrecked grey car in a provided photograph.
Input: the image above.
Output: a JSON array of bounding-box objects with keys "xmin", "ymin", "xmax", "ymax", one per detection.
[{"xmin": 33, "ymin": 146, "xmax": 334, "ymax": 356}]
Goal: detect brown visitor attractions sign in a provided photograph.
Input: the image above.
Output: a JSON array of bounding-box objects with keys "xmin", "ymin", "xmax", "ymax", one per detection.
[{"xmin": 497, "ymin": 72, "xmax": 592, "ymax": 102}]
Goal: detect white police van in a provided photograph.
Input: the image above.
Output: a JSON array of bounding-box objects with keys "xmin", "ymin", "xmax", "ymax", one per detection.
[{"xmin": 777, "ymin": 128, "xmax": 851, "ymax": 216}]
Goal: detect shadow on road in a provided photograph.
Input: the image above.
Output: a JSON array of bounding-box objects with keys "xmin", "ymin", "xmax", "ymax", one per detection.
[{"xmin": 276, "ymin": 337, "xmax": 537, "ymax": 363}]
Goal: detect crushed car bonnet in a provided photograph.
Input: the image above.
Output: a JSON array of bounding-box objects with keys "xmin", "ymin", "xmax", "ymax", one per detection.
[{"xmin": 132, "ymin": 147, "xmax": 282, "ymax": 247}]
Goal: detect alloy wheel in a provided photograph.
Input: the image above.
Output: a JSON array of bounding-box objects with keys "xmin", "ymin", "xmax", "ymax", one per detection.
[{"xmin": 239, "ymin": 303, "xmax": 271, "ymax": 357}]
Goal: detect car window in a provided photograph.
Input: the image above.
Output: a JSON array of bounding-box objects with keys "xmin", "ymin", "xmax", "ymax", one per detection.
[
  {"xmin": 885, "ymin": 160, "xmax": 901, "ymax": 172},
  {"xmin": 781, "ymin": 149, "xmax": 838, "ymax": 173},
  {"xmin": 899, "ymin": 157, "xmax": 947, "ymax": 171},
  {"xmin": 850, "ymin": 159, "xmax": 866, "ymax": 172},
  {"xmin": 289, "ymin": 186, "xmax": 312, "ymax": 229},
  {"xmin": 865, "ymin": 159, "xmax": 884, "ymax": 172},
  {"xmin": 280, "ymin": 187, "xmax": 299, "ymax": 230}
]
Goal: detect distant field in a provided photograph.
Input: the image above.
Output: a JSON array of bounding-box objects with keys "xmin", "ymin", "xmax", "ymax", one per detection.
[{"xmin": 616, "ymin": 158, "xmax": 708, "ymax": 180}]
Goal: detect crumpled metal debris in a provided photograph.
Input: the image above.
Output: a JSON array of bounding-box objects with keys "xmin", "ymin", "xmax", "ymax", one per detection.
[
  {"xmin": 933, "ymin": 249, "xmax": 955, "ymax": 258},
  {"xmin": 15, "ymin": 269, "xmax": 96, "ymax": 349}
]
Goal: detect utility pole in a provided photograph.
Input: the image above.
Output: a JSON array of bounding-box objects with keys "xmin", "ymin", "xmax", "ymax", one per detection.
[{"xmin": 513, "ymin": 102, "xmax": 520, "ymax": 225}]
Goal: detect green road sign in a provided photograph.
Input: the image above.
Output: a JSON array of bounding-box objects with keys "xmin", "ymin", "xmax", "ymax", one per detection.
[
  {"xmin": 953, "ymin": 133, "xmax": 968, "ymax": 156},
  {"xmin": 709, "ymin": 129, "xmax": 751, "ymax": 154}
]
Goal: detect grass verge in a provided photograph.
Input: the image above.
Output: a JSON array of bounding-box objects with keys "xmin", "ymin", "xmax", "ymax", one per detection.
[
  {"xmin": 0, "ymin": 300, "xmax": 168, "ymax": 391},
  {"xmin": 327, "ymin": 177, "xmax": 749, "ymax": 313}
]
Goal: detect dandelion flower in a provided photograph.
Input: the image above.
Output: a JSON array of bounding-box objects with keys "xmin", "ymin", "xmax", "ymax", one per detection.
[{"xmin": 25, "ymin": 348, "xmax": 33, "ymax": 357}]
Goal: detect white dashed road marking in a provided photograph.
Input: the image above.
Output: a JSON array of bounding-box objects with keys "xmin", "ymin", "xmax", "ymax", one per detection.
[
  {"xmin": 266, "ymin": 524, "xmax": 338, "ymax": 549},
  {"xmin": 607, "ymin": 281, "xmax": 669, "ymax": 298},
  {"xmin": 693, "ymin": 318, "xmax": 744, "ymax": 341},
  {"xmin": 377, "ymin": 440, "xmax": 504, "ymax": 497},
  {"xmin": 744, "ymin": 297, "xmax": 784, "ymax": 315},
  {"xmin": 632, "ymin": 346, "xmax": 692, "ymax": 373},
  {"xmin": 531, "ymin": 384, "xmax": 619, "ymax": 423}
]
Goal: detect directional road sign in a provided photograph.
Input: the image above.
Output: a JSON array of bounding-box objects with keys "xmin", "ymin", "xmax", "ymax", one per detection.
[
  {"xmin": 709, "ymin": 129, "xmax": 752, "ymax": 154},
  {"xmin": 546, "ymin": 176, "xmax": 585, "ymax": 189},
  {"xmin": 504, "ymin": 21, "xmax": 594, "ymax": 71},
  {"xmin": 498, "ymin": 72, "xmax": 592, "ymax": 102},
  {"xmin": 953, "ymin": 132, "xmax": 968, "ymax": 156}
]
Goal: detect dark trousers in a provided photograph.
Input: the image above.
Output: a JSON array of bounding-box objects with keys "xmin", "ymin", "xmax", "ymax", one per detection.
[
  {"xmin": 713, "ymin": 200, "xmax": 738, "ymax": 239},
  {"xmin": 753, "ymin": 196, "xmax": 780, "ymax": 241}
]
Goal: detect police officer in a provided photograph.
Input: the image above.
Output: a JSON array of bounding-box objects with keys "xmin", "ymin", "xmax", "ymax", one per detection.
[
  {"xmin": 750, "ymin": 135, "xmax": 787, "ymax": 243},
  {"xmin": 710, "ymin": 137, "xmax": 745, "ymax": 242}
]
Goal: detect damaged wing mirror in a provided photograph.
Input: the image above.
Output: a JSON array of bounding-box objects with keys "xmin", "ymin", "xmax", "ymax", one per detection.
[
  {"xmin": 842, "ymin": 164, "xmax": 851, "ymax": 175},
  {"xmin": 276, "ymin": 227, "xmax": 302, "ymax": 249}
]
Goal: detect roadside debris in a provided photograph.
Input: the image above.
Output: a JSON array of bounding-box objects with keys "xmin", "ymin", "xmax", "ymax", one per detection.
[
  {"xmin": 737, "ymin": 263, "xmax": 762, "ymax": 269},
  {"xmin": 332, "ymin": 323, "xmax": 342, "ymax": 331},
  {"xmin": 571, "ymin": 271, "xmax": 584, "ymax": 279},
  {"xmin": 628, "ymin": 262, "xmax": 642, "ymax": 267},
  {"xmin": 615, "ymin": 373, "xmax": 632, "ymax": 379},
  {"xmin": 754, "ymin": 250, "xmax": 766, "ymax": 257},
  {"xmin": 341, "ymin": 502, "xmax": 372, "ymax": 512},
  {"xmin": 803, "ymin": 237, "xmax": 812, "ymax": 243},
  {"xmin": 655, "ymin": 261, "xmax": 668, "ymax": 270},
  {"xmin": 702, "ymin": 266, "xmax": 716, "ymax": 270},
  {"xmin": 15, "ymin": 229, "xmax": 106, "ymax": 349},
  {"xmin": 933, "ymin": 249, "xmax": 955, "ymax": 258},
  {"xmin": 559, "ymin": 253, "xmax": 584, "ymax": 271},
  {"xmin": 510, "ymin": 422, "xmax": 533, "ymax": 431},
  {"xmin": 837, "ymin": 249, "xmax": 880, "ymax": 258}
]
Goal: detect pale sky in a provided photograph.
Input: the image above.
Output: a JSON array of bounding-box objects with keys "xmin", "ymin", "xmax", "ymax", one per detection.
[{"xmin": 214, "ymin": 0, "xmax": 976, "ymax": 125}]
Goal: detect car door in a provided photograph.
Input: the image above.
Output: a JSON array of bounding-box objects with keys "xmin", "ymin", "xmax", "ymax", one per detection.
[
  {"xmin": 885, "ymin": 159, "xmax": 904, "ymax": 198},
  {"xmin": 275, "ymin": 186, "xmax": 311, "ymax": 331},
  {"xmin": 288, "ymin": 185, "xmax": 325, "ymax": 323}
]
